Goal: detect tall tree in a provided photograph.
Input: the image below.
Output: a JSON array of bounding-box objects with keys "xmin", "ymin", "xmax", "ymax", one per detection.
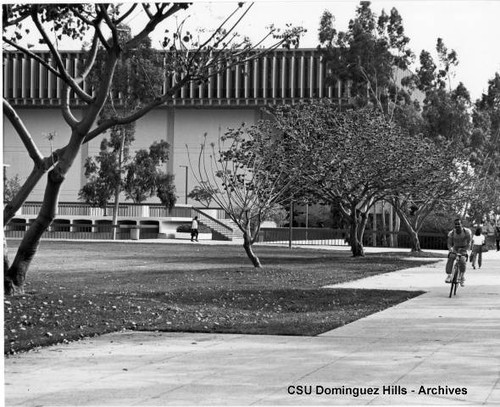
[
  {"xmin": 3, "ymin": 3, "xmax": 304, "ymax": 295},
  {"xmin": 124, "ymin": 140, "xmax": 172, "ymax": 204},
  {"xmin": 79, "ymin": 136, "xmax": 176, "ymax": 230},
  {"xmin": 468, "ymin": 73, "xmax": 500, "ymax": 223},
  {"xmin": 411, "ymin": 39, "xmax": 472, "ymax": 144},
  {"xmin": 318, "ymin": 1, "xmax": 416, "ymax": 121},
  {"xmin": 156, "ymin": 173, "xmax": 177, "ymax": 212},
  {"xmin": 79, "ymin": 124, "xmax": 134, "ymax": 213},
  {"xmin": 387, "ymin": 38, "xmax": 476, "ymax": 249},
  {"xmin": 317, "ymin": 1, "xmax": 442, "ymax": 253}
]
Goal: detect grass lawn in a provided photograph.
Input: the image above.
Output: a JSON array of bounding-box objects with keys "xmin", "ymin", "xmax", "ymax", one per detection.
[{"xmin": 4, "ymin": 240, "xmax": 442, "ymax": 355}]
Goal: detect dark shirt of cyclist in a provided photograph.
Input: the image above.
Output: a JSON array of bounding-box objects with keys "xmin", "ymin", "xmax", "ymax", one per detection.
[{"xmin": 445, "ymin": 218, "xmax": 472, "ymax": 285}]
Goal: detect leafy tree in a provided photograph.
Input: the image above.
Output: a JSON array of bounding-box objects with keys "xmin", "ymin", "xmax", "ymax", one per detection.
[
  {"xmin": 409, "ymin": 41, "xmax": 500, "ymax": 226},
  {"xmin": 270, "ymin": 101, "xmax": 426, "ymax": 256},
  {"xmin": 410, "ymin": 39, "xmax": 472, "ymax": 144},
  {"xmin": 3, "ymin": 3, "xmax": 304, "ymax": 295},
  {"xmin": 467, "ymin": 73, "xmax": 500, "ymax": 222},
  {"xmin": 388, "ymin": 141, "xmax": 474, "ymax": 251},
  {"xmin": 190, "ymin": 126, "xmax": 296, "ymax": 267},
  {"xmin": 318, "ymin": 1, "xmax": 416, "ymax": 120},
  {"xmin": 124, "ymin": 140, "xmax": 171, "ymax": 203},
  {"xmin": 79, "ymin": 124, "xmax": 134, "ymax": 213},
  {"xmin": 188, "ymin": 185, "xmax": 214, "ymax": 207},
  {"xmin": 3, "ymin": 174, "xmax": 22, "ymax": 203},
  {"xmin": 383, "ymin": 38, "xmax": 476, "ymax": 250},
  {"xmin": 156, "ymin": 173, "xmax": 177, "ymax": 212},
  {"xmin": 79, "ymin": 134, "xmax": 176, "ymax": 224},
  {"xmin": 316, "ymin": 1, "xmax": 446, "ymax": 253},
  {"xmin": 466, "ymin": 176, "xmax": 500, "ymax": 224}
]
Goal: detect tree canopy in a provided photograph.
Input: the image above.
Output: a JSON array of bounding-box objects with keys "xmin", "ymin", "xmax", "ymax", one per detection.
[
  {"xmin": 318, "ymin": 1, "xmax": 416, "ymax": 119},
  {"xmin": 269, "ymin": 101, "xmax": 433, "ymax": 256}
]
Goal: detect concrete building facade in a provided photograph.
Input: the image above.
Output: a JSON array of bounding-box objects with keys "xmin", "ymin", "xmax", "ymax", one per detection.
[{"xmin": 3, "ymin": 49, "xmax": 351, "ymax": 204}]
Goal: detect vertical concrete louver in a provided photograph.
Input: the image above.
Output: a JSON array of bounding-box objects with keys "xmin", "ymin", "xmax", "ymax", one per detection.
[{"xmin": 3, "ymin": 49, "xmax": 349, "ymax": 107}]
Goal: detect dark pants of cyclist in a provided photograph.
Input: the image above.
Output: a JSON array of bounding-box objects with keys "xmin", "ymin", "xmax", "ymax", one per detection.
[
  {"xmin": 497, "ymin": 239, "xmax": 500, "ymax": 251},
  {"xmin": 446, "ymin": 252, "xmax": 466, "ymax": 275}
]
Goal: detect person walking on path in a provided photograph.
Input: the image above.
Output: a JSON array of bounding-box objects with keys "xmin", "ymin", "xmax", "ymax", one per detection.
[
  {"xmin": 191, "ymin": 216, "xmax": 199, "ymax": 242},
  {"xmin": 446, "ymin": 218, "xmax": 472, "ymax": 286},
  {"xmin": 495, "ymin": 221, "xmax": 500, "ymax": 252},
  {"xmin": 470, "ymin": 226, "xmax": 486, "ymax": 269}
]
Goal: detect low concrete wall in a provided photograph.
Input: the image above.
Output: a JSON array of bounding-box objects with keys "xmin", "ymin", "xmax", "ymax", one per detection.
[{"xmin": 174, "ymin": 232, "xmax": 213, "ymax": 241}]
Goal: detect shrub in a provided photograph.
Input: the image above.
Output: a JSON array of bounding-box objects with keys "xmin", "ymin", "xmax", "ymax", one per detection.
[{"xmin": 176, "ymin": 224, "xmax": 211, "ymax": 233}]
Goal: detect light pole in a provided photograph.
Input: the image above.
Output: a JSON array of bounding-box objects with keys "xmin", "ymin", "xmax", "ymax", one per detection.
[
  {"xmin": 3, "ymin": 164, "xmax": 10, "ymax": 184},
  {"xmin": 179, "ymin": 165, "xmax": 188, "ymax": 204}
]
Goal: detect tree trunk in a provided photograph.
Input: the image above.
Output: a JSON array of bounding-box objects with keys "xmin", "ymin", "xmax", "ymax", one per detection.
[
  {"xmin": 4, "ymin": 235, "xmax": 10, "ymax": 279},
  {"xmin": 4, "ymin": 168, "xmax": 64, "ymax": 295},
  {"xmin": 242, "ymin": 232, "xmax": 262, "ymax": 268},
  {"xmin": 408, "ymin": 229, "xmax": 422, "ymax": 252},
  {"xmin": 391, "ymin": 202, "xmax": 422, "ymax": 252},
  {"xmin": 351, "ymin": 238, "xmax": 365, "ymax": 257},
  {"xmin": 393, "ymin": 211, "xmax": 401, "ymax": 248},
  {"xmin": 112, "ymin": 132, "xmax": 126, "ymax": 240},
  {"xmin": 4, "ymin": 130, "xmax": 84, "ymax": 295},
  {"xmin": 349, "ymin": 213, "xmax": 365, "ymax": 257},
  {"xmin": 112, "ymin": 187, "xmax": 120, "ymax": 240},
  {"xmin": 381, "ymin": 202, "xmax": 387, "ymax": 246}
]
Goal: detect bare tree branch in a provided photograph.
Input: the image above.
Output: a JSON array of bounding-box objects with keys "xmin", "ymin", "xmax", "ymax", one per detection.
[
  {"xmin": 115, "ymin": 3, "xmax": 138, "ymax": 25},
  {"xmin": 61, "ymin": 83, "xmax": 79, "ymax": 128},
  {"xmin": 30, "ymin": 6, "xmax": 94, "ymax": 103},
  {"xmin": 126, "ymin": 3, "xmax": 190, "ymax": 50},
  {"xmin": 3, "ymin": 99, "xmax": 44, "ymax": 166}
]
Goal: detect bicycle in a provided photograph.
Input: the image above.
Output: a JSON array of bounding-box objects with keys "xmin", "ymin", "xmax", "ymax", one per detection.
[{"xmin": 448, "ymin": 252, "xmax": 467, "ymax": 298}]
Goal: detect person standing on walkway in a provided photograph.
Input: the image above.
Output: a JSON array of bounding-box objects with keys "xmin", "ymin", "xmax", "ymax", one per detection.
[
  {"xmin": 495, "ymin": 221, "xmax": 500, "ymax": 252},
  {"xmin": 446, "ymin": 218, "xmax": 472, "ymax": 286},
  {"xmin": 191, "ymin": 216, "xmax": 199, "ymax": 242},
  {"xmin": 470, "ymin": 226, "xmax": 485, "ymax": 269}
]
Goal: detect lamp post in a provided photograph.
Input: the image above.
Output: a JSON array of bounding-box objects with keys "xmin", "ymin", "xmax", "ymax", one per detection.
[
  {"xmin": 179, "ymin": 165, "xmax": 188, "ymax": 204},
  {"xmin": 3, "ymin": 164, "xmax": 10, "ymax": 184}
]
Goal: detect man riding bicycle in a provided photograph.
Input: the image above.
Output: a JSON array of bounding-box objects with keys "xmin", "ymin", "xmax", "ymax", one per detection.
[{"xmin": 445, "ymin": 218, "xmax": 472, "ymax": 286}]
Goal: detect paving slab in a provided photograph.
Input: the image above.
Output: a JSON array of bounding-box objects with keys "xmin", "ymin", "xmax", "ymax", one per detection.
[{"xmin": 4, "ymin": 249, "xmax": 500, "ymax": 406}]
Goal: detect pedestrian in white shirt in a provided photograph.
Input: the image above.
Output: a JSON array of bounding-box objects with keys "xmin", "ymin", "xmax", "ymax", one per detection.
[
  {"xmin": 191, "ymin": 216, "xmax": 199, "ymax": 242},
  {"xmin": 470, "ymin": 227, "xmax": 486, "ymax": 269}
]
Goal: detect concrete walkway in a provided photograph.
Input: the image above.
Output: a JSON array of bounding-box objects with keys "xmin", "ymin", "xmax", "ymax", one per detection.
[{"xmin": 4, "ymin": 248, "xmax": 500, "ymax": 406}]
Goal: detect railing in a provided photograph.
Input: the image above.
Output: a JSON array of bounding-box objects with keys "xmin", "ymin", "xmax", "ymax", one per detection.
[
  {"xmin": 5, "ymin": 219, "xmax": 451, "ymax": 249},
  {"xmin": 6, "ymin": 202, "xmax": 453, "ymax": 249},
  {"xmin": 364, "ymin": 231, "xmax": 448, "ymax": 250},
  {"xmin": 15, "ymin": 202, "xmax": 193, "ymax": 218},
  {"xmin": 260, "ymin": 227, "xmax": 350, "ymax": 246},
  {"xmin": 259, "ymin": 228, "xmax": 449, "ymax": 250},
  {"xmin": 5, "ymin": 222, "xmax": 160, "ymax": 240},
  {"xmin": 192, "ymin": 208, "xmax": 233, "ymax": 230}
]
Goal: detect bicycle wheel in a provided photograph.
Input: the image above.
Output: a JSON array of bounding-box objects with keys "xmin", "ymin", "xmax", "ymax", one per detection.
[{"xmin": 449, "ymin": 263, "xmax": 459, "ymax": 298}]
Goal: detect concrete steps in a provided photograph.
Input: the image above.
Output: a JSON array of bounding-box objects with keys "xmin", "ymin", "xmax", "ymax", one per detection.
[{"xmin": 195, "ymin": 210, "xmax": 244, "ymax": 241}]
